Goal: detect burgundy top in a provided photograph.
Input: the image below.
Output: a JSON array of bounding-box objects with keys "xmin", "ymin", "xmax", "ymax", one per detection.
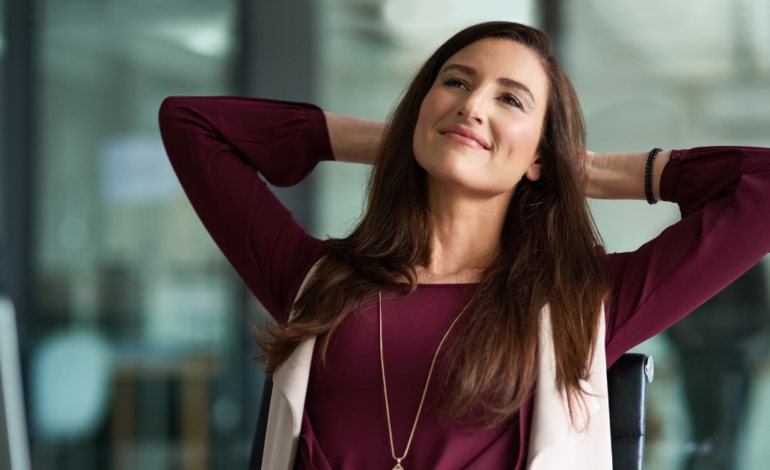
[{"xmin": 158, "ymin": 96, "xmax": 770, "ymax": 470}]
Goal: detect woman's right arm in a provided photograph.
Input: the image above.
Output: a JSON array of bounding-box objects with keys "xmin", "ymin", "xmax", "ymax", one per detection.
[
  {"xmin": 323, "ymin": 111, "xmax": 385, "ymax": 165},
  {"xmin": 158, "ymin": 96, "xmax": 335, "ymax": 322}
]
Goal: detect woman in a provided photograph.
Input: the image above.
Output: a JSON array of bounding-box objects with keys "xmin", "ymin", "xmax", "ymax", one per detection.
[{"xmin": 158, "ymin": 21, "xmax": 770, "ymax": 470}]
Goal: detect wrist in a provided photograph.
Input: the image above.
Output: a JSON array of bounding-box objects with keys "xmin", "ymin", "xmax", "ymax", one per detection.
[
  {"xmin": 585, "ymin": 150, "xmax": 670, "ymax": 201},
  {"xmin": 650, "ymin": 150, "xmax": 671, "ymax": 202}
]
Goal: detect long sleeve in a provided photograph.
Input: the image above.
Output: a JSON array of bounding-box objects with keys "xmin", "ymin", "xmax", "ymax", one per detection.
[
  {"xmin": 158, "ymin": 96, "xmax": 334, "ymax": 322},
  {"xmin": 604, "ymin": 146, "xmax": 770, "ymax": 366}
]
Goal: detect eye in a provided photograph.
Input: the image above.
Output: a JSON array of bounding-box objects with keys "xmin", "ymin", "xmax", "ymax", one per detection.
[
  {"xmin": 442, "ymin": 77, "xmax": 468, "ymax": 89},
  {"xmin": 501, "ymin": 93, "xmax": 523, "ymax": 109}
]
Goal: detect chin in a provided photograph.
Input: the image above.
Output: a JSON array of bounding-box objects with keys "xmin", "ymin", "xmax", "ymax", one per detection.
[
  {"xmin": 415, "ymin": 142, "xmax": 506, "ymax": 194},
  {"xmin": 428, "ymin": 163, "xmax": 500, "ymax": 196}
]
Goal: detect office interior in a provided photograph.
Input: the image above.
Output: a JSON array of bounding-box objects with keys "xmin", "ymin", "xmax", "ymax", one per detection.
[{"xmin": 1, "ymin": 0, "xmax": 770, "ymax": 469}]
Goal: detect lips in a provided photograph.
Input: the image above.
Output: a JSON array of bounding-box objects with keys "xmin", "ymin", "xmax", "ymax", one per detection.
[{"xmin": 438, "ymin": 124, "xmax": 490, "ymax": 150}]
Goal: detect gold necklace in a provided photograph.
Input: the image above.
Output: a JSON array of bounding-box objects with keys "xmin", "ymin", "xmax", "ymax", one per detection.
[{"xmin": 378, "ymin": 290, "xmax": 473, "ymax": 470}]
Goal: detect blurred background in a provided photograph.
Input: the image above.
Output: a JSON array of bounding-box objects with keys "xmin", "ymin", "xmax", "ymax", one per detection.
[{"xmin": 1, "ymin": 0, "xmax": 769, "ymax": 469}]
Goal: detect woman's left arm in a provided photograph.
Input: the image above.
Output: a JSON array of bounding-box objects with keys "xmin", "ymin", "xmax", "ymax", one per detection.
[
  {"xmin": 585, "ymin": 149, "xmax": 671, "ymax": 201},
  {"xmin": 590, "ymin": 147, "xmax": 770, "ymax": 366}
]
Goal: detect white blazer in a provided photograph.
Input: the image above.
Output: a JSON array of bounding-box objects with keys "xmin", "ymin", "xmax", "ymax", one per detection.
[{"xmin": 261, "ymin": 260, "xmax": 613, "ymax": 470}]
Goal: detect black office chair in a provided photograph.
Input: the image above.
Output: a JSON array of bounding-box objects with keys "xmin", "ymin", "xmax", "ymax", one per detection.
[
  {"xmin": 248, "ymin": 353, "xmax": 654, "ymax": 470},
  {"xmin": 607, "ymin": 353, "xmax": 654, "ymax": 470},
  {"xmin": 250, "ymin": 378, "xmax": 274, "ymax": 469}
]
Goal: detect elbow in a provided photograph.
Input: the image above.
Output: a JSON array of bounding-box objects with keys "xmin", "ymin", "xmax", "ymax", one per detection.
[
  {"xmin": 158, "ymin": 96, "xmax": 209, "ymax": 147},
  {"xmin": 158, "ymin": 96, "xmax": 186, "ymax": 133},
  {"xmin": 158, "ymin": 96, "xmax": 213, "ymax": 138},
  {"xmin": 158, "ymin": 97, "xmax": 198, "ymax": 167}
]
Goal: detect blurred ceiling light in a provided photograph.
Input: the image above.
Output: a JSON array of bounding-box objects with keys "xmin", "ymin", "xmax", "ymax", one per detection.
[
  {"xmin": 148, "ymin": 20, "xmax": 231, "ymax": 58},
  {"xmin": 382, "ymin": 0, "xmax": 454, "ymax": 33},
  {"xmin": 182, "ymin": 27, "xmax": 230, "ymax": 57},
  {"xmin": 383, "ymin": 0, "xmax": 533, "ymax": 31},
  {"xmin": 381, "ymin": 0, "xmax": 533, "ymax": 51}
]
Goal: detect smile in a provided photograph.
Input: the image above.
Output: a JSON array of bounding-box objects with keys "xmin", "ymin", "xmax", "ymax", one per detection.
[{"xmin": 438, "ymin": 125, "xmax": 490, "ymax": 150}]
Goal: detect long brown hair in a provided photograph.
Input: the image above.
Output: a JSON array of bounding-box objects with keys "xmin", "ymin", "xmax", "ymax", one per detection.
[{"xmin": 255, "ymin": 21, "xmax": 606, "ymax": 430}]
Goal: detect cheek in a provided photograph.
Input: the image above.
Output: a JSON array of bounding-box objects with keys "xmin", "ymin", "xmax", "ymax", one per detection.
[
  {"xmin": 489, "ymin": 122, "xmax": 542, "ymax": 186},
  {"xmin": 414, "ymin": 92, "xmax": 445, "ymax": 160},
  {"xmin": 498, "ymin": 121, "xmax": 542, "ymax": 159},
  {"xmin": 418, "ymin": 89, "xmax": 457, "ymax": 129},
  {"xmin": 422, "ymin": 89, "xmax": 449, "ymax": 112}
]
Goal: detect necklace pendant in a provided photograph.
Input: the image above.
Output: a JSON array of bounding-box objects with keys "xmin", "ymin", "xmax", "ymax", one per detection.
[{"xmin": 392, "ymin": 464, "xmax": 404, "ymax": 470}]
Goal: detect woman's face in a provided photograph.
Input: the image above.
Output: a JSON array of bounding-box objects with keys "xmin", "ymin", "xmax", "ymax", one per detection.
[{"xmin": 413, "ymin": 38, "xmax": 549, "ymax": 198}]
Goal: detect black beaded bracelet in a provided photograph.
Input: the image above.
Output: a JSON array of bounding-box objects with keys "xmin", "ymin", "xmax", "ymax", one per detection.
[{"xmin": 645, "ymin": 148, "xmax": 663, "ymax": 205}]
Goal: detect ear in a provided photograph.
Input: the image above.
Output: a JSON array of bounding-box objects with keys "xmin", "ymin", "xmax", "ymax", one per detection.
[{"xmin": 524, "ymin": 153, "xmax": 542, "ymax": 181}]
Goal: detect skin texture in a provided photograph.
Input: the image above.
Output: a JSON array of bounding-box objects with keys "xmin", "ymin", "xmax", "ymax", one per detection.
[
  {"xmin": 410, "ymin": 38, "xmax": 550, "ymax": 283},
  {"xmin": 413, "ymin": 38, "xmax": 547, "ymax": 198}
]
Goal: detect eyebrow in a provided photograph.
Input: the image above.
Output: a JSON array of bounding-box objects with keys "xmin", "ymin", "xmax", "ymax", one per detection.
[{"xmin": 439, "ymin": 63, "xmax": 536, "ymax": 104}]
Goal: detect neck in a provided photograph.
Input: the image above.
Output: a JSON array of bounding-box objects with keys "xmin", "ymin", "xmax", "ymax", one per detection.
[{"xmin": 418, "ymin": 177, "xmax": 512, "ymax": 284}]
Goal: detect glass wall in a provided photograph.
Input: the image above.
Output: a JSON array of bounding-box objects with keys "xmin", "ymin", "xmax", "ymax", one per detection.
[
  {"xmin": 565, "ymin": 1, "xmax": 770, "ymax": 469},
  {"xmin": 30, "ymin": 1, "xmax": 248, "ymax": 469}
]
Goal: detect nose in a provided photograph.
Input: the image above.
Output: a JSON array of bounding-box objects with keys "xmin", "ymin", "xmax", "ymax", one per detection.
[{"xmin": 456, "ymin": 91, "xmax": 484, "ymax": 125}]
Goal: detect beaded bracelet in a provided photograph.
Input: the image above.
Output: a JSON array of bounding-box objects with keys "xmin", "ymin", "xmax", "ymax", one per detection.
[{"xmin": 645, "ymin": 148, "xmax": 663, "ymax": 205}]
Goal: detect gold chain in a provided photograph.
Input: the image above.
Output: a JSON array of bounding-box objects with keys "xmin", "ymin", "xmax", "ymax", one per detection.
[{"xmin": 378, "ymin": 290, "xmax": 474, "ymax": 470}]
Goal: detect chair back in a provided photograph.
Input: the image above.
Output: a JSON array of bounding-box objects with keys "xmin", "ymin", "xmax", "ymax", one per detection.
[
  {"xmin": 248, "ymin": 353, "xmax": 654, "ymax": 470},
  {"xmin": 607, "ymin": 353, "xmax": 654, "ymax": 470},
  {"xmin": 249, "ymin": 378, "xmax": 272, "ymax": 470}
]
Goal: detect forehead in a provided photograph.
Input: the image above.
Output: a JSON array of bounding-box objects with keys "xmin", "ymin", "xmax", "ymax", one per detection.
[{"xmin": 439, "ymin": 37, "xmax": 549, "ymax": 104}]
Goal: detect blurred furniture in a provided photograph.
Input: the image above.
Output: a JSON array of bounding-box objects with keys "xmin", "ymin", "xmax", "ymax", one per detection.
[
  {"xmin": 247, "ymin": 352, "xmax": 654, "ymax": 469},
  {"xmin": 110, "ymin": 349, "xmax": 218, "ymax": 470},
  {"xmin": 668, "ymin": 263, "xmax": 769, "ymax": 469}
]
